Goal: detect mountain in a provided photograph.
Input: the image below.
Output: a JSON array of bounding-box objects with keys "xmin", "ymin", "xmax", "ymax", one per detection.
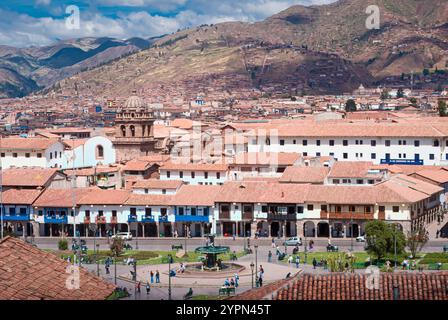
[
  {"xmin": 4, "ymin": 0, "xmax": 448, "ymax": 98},
  {"xmin": 0, "ymin": 37, "xmax": 153, "ymax": 98}
]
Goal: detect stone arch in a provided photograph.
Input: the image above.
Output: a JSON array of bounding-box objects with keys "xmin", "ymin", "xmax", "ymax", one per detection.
[
  {"xmin": 303, "ymin": 221, "xmax": 315, "ymax": 237},
  {"xmin": 130, "ymin": 125, "xmax": 136, "ymax": 137},
  {"xmin": 120, "ymin": 125, "xmax": 126, "ymax": 137}
]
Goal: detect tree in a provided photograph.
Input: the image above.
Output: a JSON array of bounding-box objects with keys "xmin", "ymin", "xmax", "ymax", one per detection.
[
  {"xmin": 406, "ymin": 226, "xmax": 428, "ymax": 258},
  {"xmin": 409, "ymin": 97, "xmax": 418, "ymax": 107},
  {"xmin": 365, "ymin": 220, "xmax": 406, "ymax": 263},
  {"xmin": 110, "ymin": 237, "xmax": 124, "ymax": 258},
  {"xmin": 438, "ymin": 100, "xmax": 447, "ymax": 117},
  {"xmin": 345, "ymin": 99, "xmax": 357, "ymax": 112},
  {"xmin": 380, "ymin": 89, "xmax": 390, "ymax": 100},
  {"xmin": 396, "ymin": 88, "xmax": 404, "ymax": 99}
]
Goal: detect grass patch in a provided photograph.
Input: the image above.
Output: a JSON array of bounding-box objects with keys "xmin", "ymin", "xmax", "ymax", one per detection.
[{"xmin": 190, "ymin": 295, "xmax": 225, "ymax": 300}]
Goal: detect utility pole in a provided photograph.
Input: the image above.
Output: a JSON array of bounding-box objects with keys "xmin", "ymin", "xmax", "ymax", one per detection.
[{"xmin": 168, "ymin": 254, "xmax": 172, "ymax": 300}]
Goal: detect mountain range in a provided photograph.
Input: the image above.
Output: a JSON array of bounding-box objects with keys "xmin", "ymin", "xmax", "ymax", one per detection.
[{"xmin": 1, "ymin": 0, "xmax": 448, "ymax": 98}]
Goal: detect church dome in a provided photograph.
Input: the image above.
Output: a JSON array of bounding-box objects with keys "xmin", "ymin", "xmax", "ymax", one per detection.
[{"xmin": 122, "ymin": 95, "xmax": 145, "ymax": 112}]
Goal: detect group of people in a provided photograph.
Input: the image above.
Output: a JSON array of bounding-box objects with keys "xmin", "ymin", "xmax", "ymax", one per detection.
[
  {"xmin": 149, "ymin": 270, "xmax": 161, "ymax": 283},
  {"xmin": 223, "ymin": 273, "xmax": 240, "ymax": 288}
]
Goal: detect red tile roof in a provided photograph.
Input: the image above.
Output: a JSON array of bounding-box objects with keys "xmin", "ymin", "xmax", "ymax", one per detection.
[
  {"xmin": 280, "ymin": 166, "xmax": 329, "ymax": 183},
  {"xmin": 0, "ymin": 137, "xmax": 60, "ymax": 150},
  {"xmin": 1, "ymin": 189, "xmax": 43, "ymax": 205},
  {"xmin": 2, "ymin": 168, "xmax": 61, "ymax": 187},
  {"xmin": 132, "ymin": 179, "xmax": 183, "ymax": 190},
  {"xmin": 0, "ymin": 237, "xmax": 115, "ymax": 300},
  {"xmin": 274, "ymin": 272, "xmax": 448, "ymax": 300}
]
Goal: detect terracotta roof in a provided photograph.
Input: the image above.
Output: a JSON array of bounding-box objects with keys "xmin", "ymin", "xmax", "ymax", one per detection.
[
  {"xmin": 1, "ymin": 189, "xmax": 42, "ymax": 205},
  {"xmin": 0, "ymin": 237, "xmax": 115, "ymax": 300},
  {"xmin": 2, "ymin": 168, "xmax": 61, "ymax": 187},
  {"xmin": 274, "ymin": 272, "xmax": 448, "ymax": 300},
  {"xmin": 132, "ymin": 179, "xmax": 183, "ymax": 190},
  {"xmin": 125, "ymin": 194, "xmax": 173, "ymax": 206},
  {"xmin": 33, "ymin": 188, "xmax": 94, "ymax": 208},
  {"xmin": 280, "ymin": 166, "xmax": 329, "ymax": 183},
  {"xmin": 0, "ymin": 137, "xmax": 60, "ymax": 150},
  {"xmin": 122, "ymin": 159, "xmax": 153, "ymax": 171},
  {"xmin": 387, "ymin": 174, "xmax": 444, "ymax": 196},
  {"xmin": 171, "ymin": 185, "xmax": 221, "ymax": 206},
  {"xmin": 77, "ymin": 189, "xmax": 130, "ymax": 205},
  {"xmin": 64, "ymin": 166, "xmax": 119, "ymax": 176},
  {"xmin": 412, "ymin": 169, "xmax": 448, "ymax": 184},
  {"xmin": 328, "ymin": 161, "xmax": 374, "ymax": 178}
]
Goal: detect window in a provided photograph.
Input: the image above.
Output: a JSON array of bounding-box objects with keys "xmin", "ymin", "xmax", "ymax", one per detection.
[
  {"xmin": 98, "ymin": 210, "xmax": 104, "ymax": 216},
  {"xmin": 336, "ymin": 206, "xmax": 342, "ymax": 213},
  {"xmin": 297, "ymin": 206, "xmax": 304, "ymax": 214},
  {"xmin": 414, "ymin": 140, "xmax": 420, "ymax": 147},
  {"xmin": 261, "ymin": 206, "xmax": 268, "ymax": 213},
  {"xmin": 316, "ymin": 140, "xmax": 320, "ymax": 146},
  {"xmin": 446, "ymin": 154, "xmax": 448, "ymax": 161},
  {"xmin": 191, "ymin": 172, "xmax": 195, "ymax": 178},
  {"xmin": 130, "ymin": 125, "xmax": 135, "ymax": 137},
  {"xmin": 355, "ymin": 140, "xmax": 359, "ymax": 145},
  {"xmin": 25, "ymin": 153, "xmax": 30, "ymax": 158},
  {"xmin": 216, "ymin": 172, "xmax": 220, "ymax": 179},
  {"xmin": 130, "ymin": 208, "xmax": 137, "ymax": 216},
  {"xmin": 357, "ymin": 179, "xmax": 363, "ymax": 184},
  {"xmin": 280, "ymin": 139, "xmax": 285, "ymax": 146},
  {"xmin": 85, "ymin": 210, "xmax": 90, "ymax": 217},
  {"xmin": 385, "ymin": 140, "xmax": 391, "ymax": 147},
  {"xmin": 49, "ymin": 152, "xmax": 52, "ymax": 160},
  {"xmin": 321, "ymin": 205, "xmax": 327, "ymax": 212},
  {"xmin": 343, "ymin": 140, "xmax": 348, "ymax": 146},
  {"xmin": 333, "ymin": 179, "xmax": 340, "ymax": 184},
  {"xmin": 0, "ymin": 153, "xmax": 4, "ymax": 157},
  {"xmin": 166, "ymin": 171, "xmax": 171, "ymax": 178},
  {"xmin": 307, "ymin": 204, "xmax": 314, "ymax": 211},
  {"xmin": 371, "ymin": 153, "xmax": 376, "ymax": 159},
  {"xmin": 430, "ymin": 154, "xmax": 435, "ymax": 160},
  {"xmin": 112, "ymin": 210, "xmax": 117, "ymax": 217},
  {"xmin": 303, "ymin": 140, "xmax": 308, "ymax": 146},
  {"xmin": 349, "ymin": 206, "xmax": 356, "ymax": 212},
  {"xmin": 37, "ymin": 153, "xmax": 42, "ymax": 158},
  {"xmin": 365, "ymin": 206, "xmax": 371, "ymax": 213},
  {"xmin": 179, "ymin": 171, "xmax": 183, "ymax": 178},
  {"xmin": 434, "ymin": 140, "xmax": 440, "ymax": 147},
  {"xmin": 368, "ymin": 180, "xmax": 374, "ymax": 184},
  {"xmin": 144, "ymin": 188, "xmax": 148, "ymax": 194},
  {"xmin": 178, "ymin": 207, "xmax": 184, "ymax": 215},
  {"xmin": 293, "ymin": 139, "xmax": 296, "ymax": 144},
  {"xmin": 329, "ymin": 152, "xmax": 334, "ymax": 157},
  {"xmin": 191, "ymin": 208, "xmax": 197, "ymax": 216},
  {"xmin": 402, "ymin": 140, "xmax": 406, "ymax": 145},
  {"xmin": 265, "ymin": 138, "xmax": 270, "ymax": 145},
  {"xmin": 343, "ymin": 153, "xmax": 348, "ymax": 159},
  {"xmin": 162, "ymin": 189, "xmax": 166, "ymax": 194},
  {"xmin": 204, "ymin": 172, "xmax": 208, "ymax": 179},
  {"xmin": 316, "ymin": 152, "xmax": 321, "ymax": 157},
  {"xmin": 329, "ymin": 140, "xmax": 334, "ymax": 146},
  {"xmin": 371, "ymin": 140, "xmax": 376, "ymax": 146},
  {"xmin": 392, "ymin": 206, "xmax": 399, "ymax": 213},
  {"xmin": 303, "ymin": 152, "xmax": 307, "ymax": 156}
]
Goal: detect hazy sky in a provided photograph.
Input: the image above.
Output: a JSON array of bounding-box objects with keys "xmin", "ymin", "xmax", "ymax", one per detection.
[{"xmin": 0, "ymin": 0, "xmax": 335, "ymax": 47}]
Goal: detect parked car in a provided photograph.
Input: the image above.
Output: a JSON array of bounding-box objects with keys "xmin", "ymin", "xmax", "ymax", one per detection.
[
  {"xmin": 356, "ymin": 235, "xmax": 366, "ymax": 242},
  {"xmin": 111, "ymin": 232, "xmax": 133, "ymax": 241},
  {"xmin": 283, "ymin": 237, "xmax": 302, "ymax": 246},
  {"xmin": 326, "ymin": 244, "xmax": 339, "ymax": 252}
]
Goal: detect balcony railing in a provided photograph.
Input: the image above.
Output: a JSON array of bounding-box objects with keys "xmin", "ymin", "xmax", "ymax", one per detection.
[
  {"xmin": 141, "ymin": 216, "xmax": 155, "ymax": 223},
  {"xmin": 219, "ymin": 211, "xmax": 230, "ymax": 219},
  {"xmin": 44, "ymin": 215, "xmax": 68, "ymax": 224},
  {"xmin": 320, "ymin": 211, "xmax": 374, "ymax": 220},
  {"xmin": 267, "ymin": 213, "xmax": 297, "ymax": 221},
  {"xmin": 111, "ymin": 216, "xmax": 118, "ymax": 224},
  {"xmin": 175, "ymin": 215, "xmax": 209, "ymax": 223},
  {"xmin": 96, "ymin": 216, "xmax": 106, "ymax": 224},
  {"xmin": 2, "ymin": 214, "xmax": 30, "ymax": 221},
  {"xmin": 128, "ymin": 215, "xmax": 138, "ymax": 222},
  {"xmin": 380, "ymin": 159, "xmax": 423, "ymax": 165},
  {"xmin": 84, "ymin": 217, "xmax": 91, "ymax": 224},
  {"xmin": 158, "ymin": 215, "xmax": 169, "ymax": 222}
]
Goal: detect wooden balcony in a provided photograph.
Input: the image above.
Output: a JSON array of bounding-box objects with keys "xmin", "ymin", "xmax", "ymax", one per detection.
[
  {"xmin": 267, "ymin": 213, "xmax": 297, "ymax": 221},
  {"xmin": 111, "ymin": 216, "xmax": 118, "ymax": 224},
  {"xmin": 84, "ymin": 217, "xmax": 90, "ymax": 224},
  {"xmin": 320, "ymin": 211, "xmax": 374, "ymax": 220},
  {"xmin": 96, "ymin": 216, "xmax": 106, "ymax": 224},
  {"xmin": 219, "ymin": 211, "xmax": 230, "ymax": 220}
]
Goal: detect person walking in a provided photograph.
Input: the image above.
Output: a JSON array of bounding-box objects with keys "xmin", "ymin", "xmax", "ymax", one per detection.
[
  {"xmin": 146, "ymin": 282, "xmax": 151, "ymax": 295},
  {"xmin": 150, "ymin": 270, "xmax": 154, "ymax": 284},
  {"xmin": 287, "ymin": 255, "xmax": 293, "ymax": 264},
  {"xmin": 155, "ymin": 270, "xmax": 160, "ymax": 283},
  {"xmin": 295, "ymin": 255, "xmax": 300, "ymax": 268},
  {"xmin": 234, "ymin": 273, "xmax": 239, "ymax": 288},
  {"xmin": 268, "ymin": 250, "xmax": 272, "ymax": 263},
  {"xmin": 312, "ymin": 258, "xmax": 317, "ymax": 269},
  {"xmin": 136, "ymin": 281, "xmax": 141, "ymax": 294},
  {"xmin": 271, "ymin": 238, "xmax": 276, "ymax": 248},
  {"xmin": 258, "ymin": 267, "xmax": 264, "ymax": 287}
]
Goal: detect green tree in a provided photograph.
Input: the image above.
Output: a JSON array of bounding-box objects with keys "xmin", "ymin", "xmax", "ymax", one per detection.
[
  {"xmin": 409, "ymin": 97, "xmax": 418, "ymax": 107},
  {"xmin": 396, "ymin": 88, "xmax": 404, "ymax": 98},
  {"xmin": 380, "ymin": 89, "xmax": 390, "ymax": 100},
  {"xmin": 365, "ymin": 221, "xmax": 406, "ymax": 263},
  {"xmin": 110, "ymin": 237, "xmax": 124, "ymax": 258},
  {"xmin": 58, "ymin": 239, "xmax": 68, "ymax": 251},
  {"xmin": 438, "ymin": 100, "xmax": 447, "ymax": 117},
  {"xmin": 406, "ymin": 226, "xmax": 428, "ymax": 258},
  {"xmin": 345, "ymin": 99, "xmax": 357, "ymax": 112}
]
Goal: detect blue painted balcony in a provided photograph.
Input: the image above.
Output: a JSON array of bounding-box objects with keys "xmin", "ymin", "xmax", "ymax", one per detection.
[
  {"xmin": 44, "ymin": 215, "xmax": 68, "ymax": 224},
  {"xmin": 2, "ymin": 214, "xmax": 30, "ymax": 221},
  {"xmin": 380, "ymin": 159, "xmax": 424, "ymax": 165},
  {"xmin": 175, "ymin": 215, "xmax": 210, "ymax": 223},
  {"xmin": 128, "ymin": 215, "xmax": 138, "ymax": 222},
  {"xmin": 141, "ymin": 216, "xmax": 155, "ymax": 223},
  {"xmin": 158, "ymin": 215, "xmax": 169, "ymax": 222}
]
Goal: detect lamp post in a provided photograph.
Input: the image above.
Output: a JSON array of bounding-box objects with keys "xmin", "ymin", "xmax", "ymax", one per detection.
[
  {"xmin": 132, "ymin": 260, "xmax": 137, "ymax": 300},
  {"xmin": 114, "ymin": 256, "xmax": 117, "ymax": 285},
  {"xmin": 304, "ymin": 224, "xmax": 308, "ymax": 264},
  {"xmin": 394, "ymin": 224, "xmax": 397, "ymax": 271},
  {"xmin": 250, "ymin": 262, "xmax": 255, "ymax": 288},
  {"xmin": 350, "ymin": 214, "xmax": 354, "ymax": 252},
  {"xmin": 254, "ymin": 244, "xmax": 258, "ymax": 287},
  {"xmin": 168, "ymin": 254, "xmax": 174, "ymax": 300},
  {"xmin": 96, "ymin": 243, "xmax": 100, "ymax": 276}
]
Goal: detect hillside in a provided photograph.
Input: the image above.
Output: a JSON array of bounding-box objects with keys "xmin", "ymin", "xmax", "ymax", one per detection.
[{"xmin": 7, "ymin": 0, "xmax": 448, "ymax": 98}]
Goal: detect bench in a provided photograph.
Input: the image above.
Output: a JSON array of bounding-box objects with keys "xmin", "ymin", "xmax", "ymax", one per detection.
[
  {"xmin": 219, "ymin": 287, "xmax": 236, "ymax": 296},
  {"xmin": 172, "ymin": 244, "xmax": 183, "ymax": 251}
]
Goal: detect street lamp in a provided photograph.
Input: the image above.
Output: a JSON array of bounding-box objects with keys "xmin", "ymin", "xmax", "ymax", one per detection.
[
  {"xmin": 96, "ymin": 243, "xmax": 100, "ymax": 276},
  {"xmin": 254, "ymin": 245, "xmax": 258, "ymax": 287},
  {"xmin": 114, "ymin": 256, "xmax": 117, "ymax": 285},
  {"xmin": 304, "ymin": 224, "xmax": 308, "ymax": 264},
  {"xmin": 168, "ymin": 254, "xmax": 173, "ymax": 300},
  {"xmin": 350, "ymin": 214, "xmax": 354, "ymax": 252},
  {"xmin": 393, "ymin": 224, "xmax": 397, "ymax": 271},
  {"xmin": 132, "ymin": 260, "xmax": 137, "ymax": 300},
  {"xmin": 250, "ymin": 262, "xmax": 255, "ymax": 288}
]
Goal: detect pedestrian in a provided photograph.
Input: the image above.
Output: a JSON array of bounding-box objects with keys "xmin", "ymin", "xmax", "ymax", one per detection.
[
  {"xmin": 312, "ymin": 258, "xmax": 317, "ymax": 269},
  {"xmin": 436, "ymin": 229, "xmax": 439, "ymax": 238},
  {"xmin": 155, "ymin": 270, "xmax": 160, "ymax": 283},
  {"xmin": 105, "ymin": 264, "xmax": 110, "ymax": 274},
  {"xmin": 287, "ymin": 255, "xmax": 293, "ymax": 264},
  {"xmin": 234, "ymin": 273, "xmax": 239, "ymax": 287},
  {"xmin": 150, "ymin": 270, "xmax": 154, "ymax": 283},
  {"xmin": 295, "ymin": 255, "xmax": 300, "ymax": 268},
  {"xmin": 136, "ymin": 281, "xmax": 141, "ymax": 293},
  {"xmin": 258, "ymin": 270, "xmax": 263, "ymax": 287},
  {"xmin": 146, "ymin": 282, "xmax": 151, "ymax": 294},
  {"xmin": 224, "ymin": 278, "xmax": 230, "ymax": 287},
  {"xmin": 271, "ymin": 238, "xmax": 276, "ymax": 248},
  {"xmin": 268, "ymin": 250, "xmax": 272, "ymax": 263},
  {"xmin": 230, "ymin": 278, "xmax": 235, "ymax": 287}
]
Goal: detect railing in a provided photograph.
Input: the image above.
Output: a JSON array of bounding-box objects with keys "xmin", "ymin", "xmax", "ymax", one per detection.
[
  {"xmin": 2, "ymin": 214, "xmax": 30, "ymax": 221},
  {"xmin": 158, "ymin": 215, "xmax": 169, "ymax": 222},
  {"xmin": 84, "ymin": 217, "xmax": 91, "ymax": 224},
  {"xmin": 44, "ymin": 215, "xmax": 68, "ymax": 224},
  {"xmin": 380, "ymin": 159, "xmax": 424, "ymax": 165},
  {"xmin": 96, "ymin": 216, "xmax": 106, "ymax": 224},
  {"xmin": 128, "ymin": 215, "xmax": 138, "ymax": 222},
  {"xmin": 219, "ymin": 211, "xmax": 230, "ymax": 219},
  {"xmin": 242, "ymin": 211, "xmax": 253, "ymax": 220},
  {"xmin": 175, "ymin": 215, "xmax": 209, "ymax": 222},
  {"xmin": 320, "ymin": 211, "xmax": 374, "ymax": 220},
  {"xmin": 141, "ymin": 216, "xmax": 156, "ymax": 223},
  {"xmin": 267, "ymin": 213, "xmax": 297, "ymax": 221}
]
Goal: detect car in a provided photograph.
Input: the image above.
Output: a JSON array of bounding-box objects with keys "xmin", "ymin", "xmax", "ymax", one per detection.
[
  {"xmin": 326, "ymin": 244, "xmax": 339, "ymax": 252},
  {"xmin": 111, "ymin": 232, "xmax": 133, "ymax": 241},
  {"xmin": 356, "ymin": 235, "xmax": 366, "ymax": 242},
  {"xmin": 283, "ymin": 237, "xmax": 302, "ymax": 246}
]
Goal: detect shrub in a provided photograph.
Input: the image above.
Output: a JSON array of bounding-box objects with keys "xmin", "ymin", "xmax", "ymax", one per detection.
[{"xmin": 58, "ymin": 239, "xmax": 68, "ymax": 251}]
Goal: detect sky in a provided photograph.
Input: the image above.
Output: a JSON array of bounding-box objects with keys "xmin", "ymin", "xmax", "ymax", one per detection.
[{"xmin": 0, "ymin": 0, "xmax": 335, "ymax": 47}]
